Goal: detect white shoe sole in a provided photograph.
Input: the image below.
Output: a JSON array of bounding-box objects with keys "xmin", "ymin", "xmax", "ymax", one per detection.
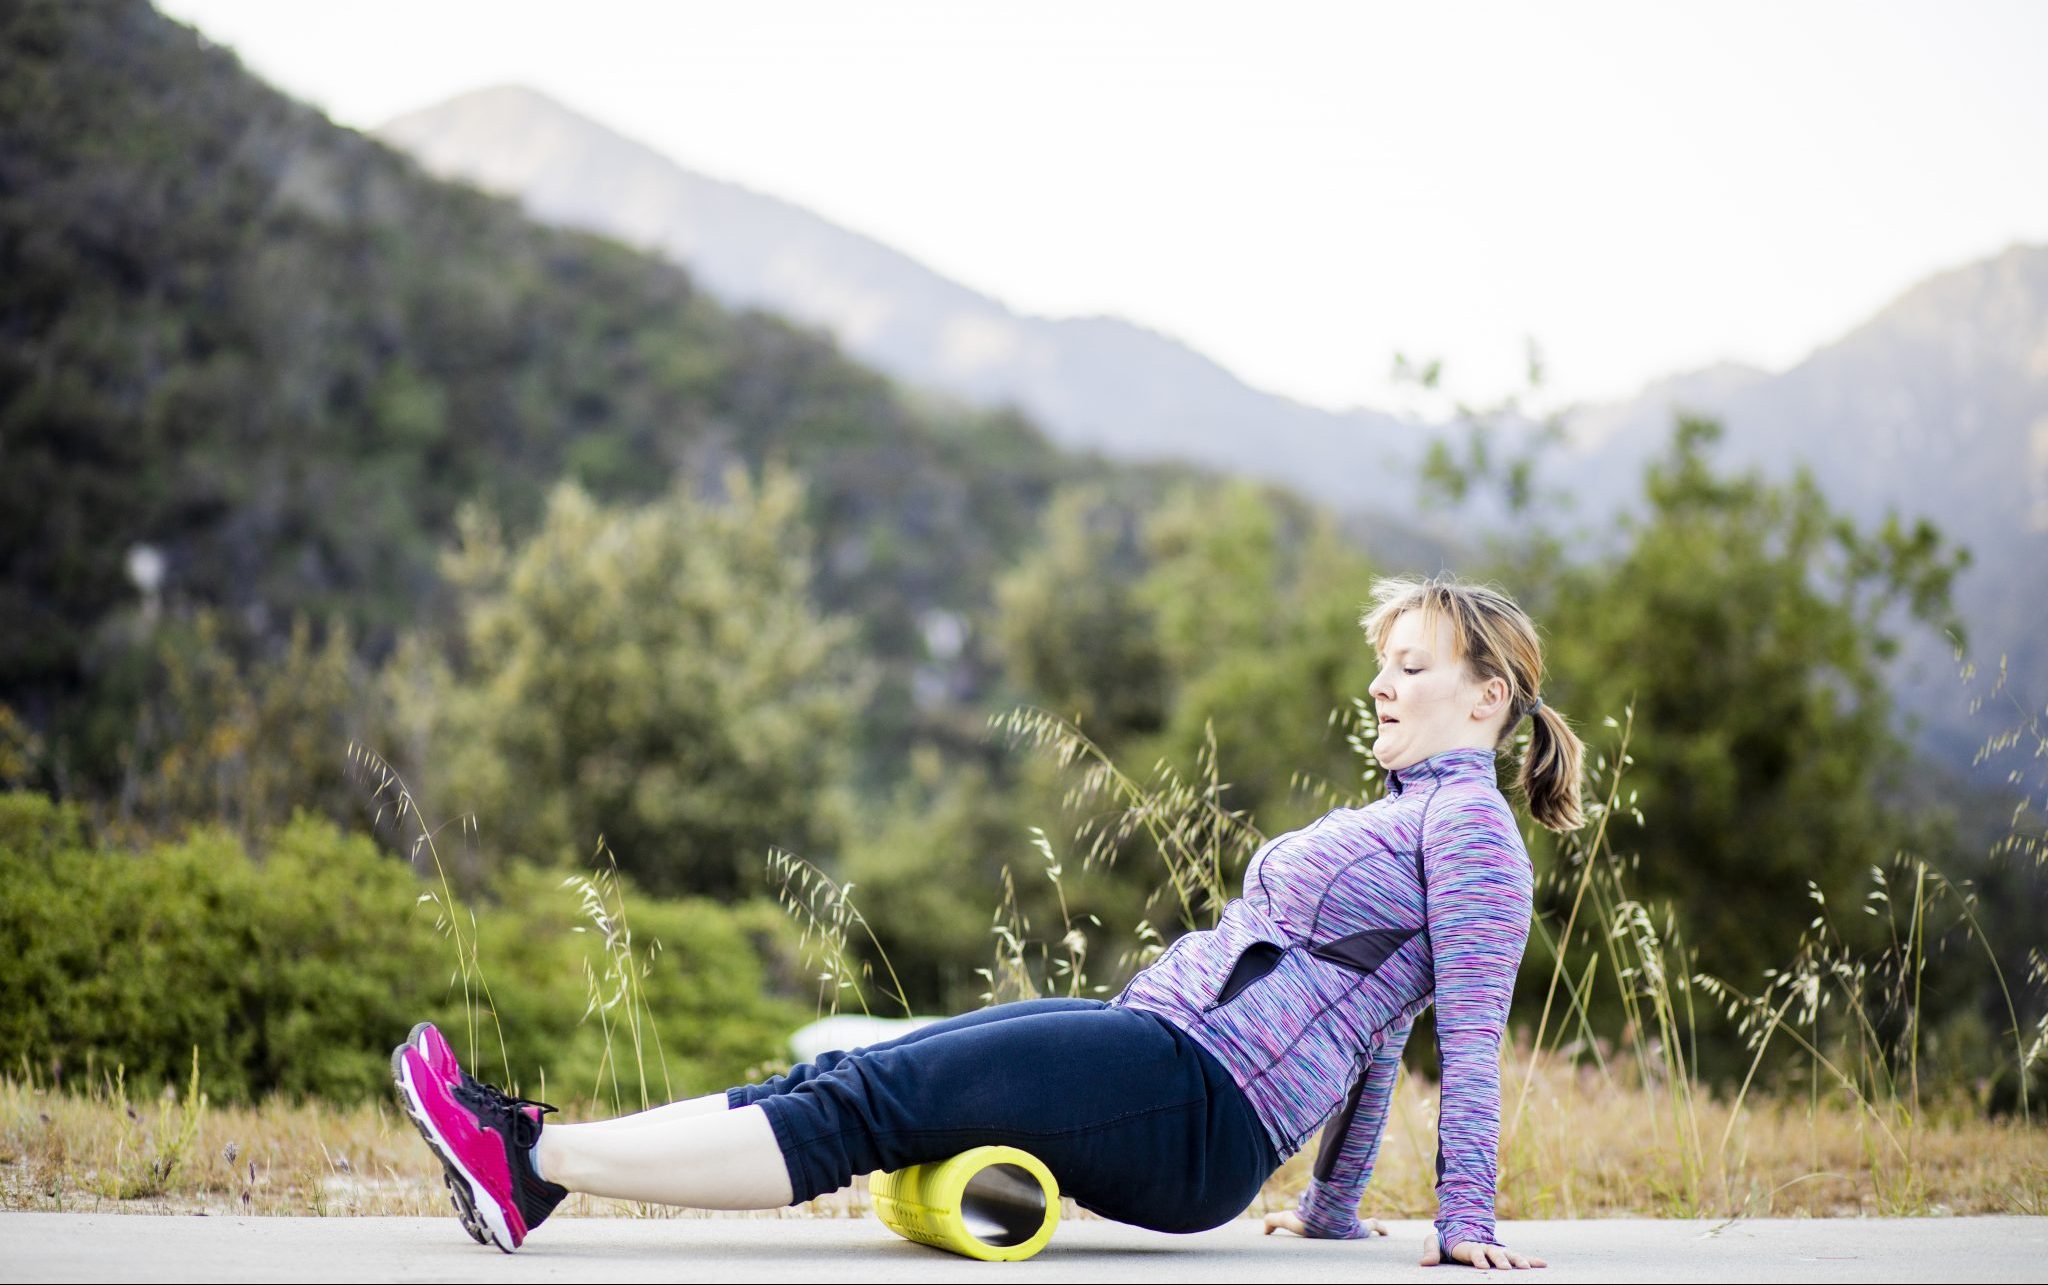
[{"xmin": 391, "ymin": 1046, "xmax": 520, "ymax": 1253}]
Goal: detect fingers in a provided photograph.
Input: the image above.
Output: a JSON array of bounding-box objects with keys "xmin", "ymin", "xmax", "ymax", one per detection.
[
  {"xmin": 1458, "ymin": 1240, "xmax": 1549, "ymax": 1270},
  {"xmin": 1261, "ymin": 1210, "xmax": 1307, "ymax": 1238}
]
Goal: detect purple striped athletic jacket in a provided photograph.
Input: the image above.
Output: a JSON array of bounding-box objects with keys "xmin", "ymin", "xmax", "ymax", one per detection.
[{"xmin": 1108, "ymin": 745, "xmax": 1533, "ymax": 1252}]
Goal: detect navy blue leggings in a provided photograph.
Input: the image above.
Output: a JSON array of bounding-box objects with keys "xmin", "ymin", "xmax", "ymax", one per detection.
[{"xmin": 728, "ymin": 998, "xmax": 1280, "ymax": 1233}]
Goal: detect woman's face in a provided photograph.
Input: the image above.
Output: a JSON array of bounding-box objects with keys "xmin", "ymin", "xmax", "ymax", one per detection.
[{"xmin": 1368, "ymin": 609, "xmax": 1509, "ymax": 773}]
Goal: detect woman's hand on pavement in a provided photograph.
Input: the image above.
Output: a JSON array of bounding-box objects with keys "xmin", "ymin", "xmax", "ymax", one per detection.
[
  {"xmin": 1260, "ymin": 1210, "xmax": 1389, "ymax": 1238},
  {"xmin": 1420, "ymin": 1235, "xmax": 1547, "ymax": 1269}
]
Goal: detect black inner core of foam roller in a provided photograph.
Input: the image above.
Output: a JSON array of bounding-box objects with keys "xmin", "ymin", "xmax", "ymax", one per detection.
[{"xmin": 959, "ymin": 1163, "xmax": 1047, "ymax": 1247}]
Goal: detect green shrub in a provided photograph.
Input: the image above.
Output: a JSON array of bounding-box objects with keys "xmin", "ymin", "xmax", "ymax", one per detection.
[{"xmin": 0, "ymin": 790, "xmax": 805, "ymax": 1105}]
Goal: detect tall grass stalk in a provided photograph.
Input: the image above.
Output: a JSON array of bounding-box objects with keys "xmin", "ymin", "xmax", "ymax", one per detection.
[
  {"xmin": 766, "ymin": 846, "xmax": 911, "ymax": 1018},
  {"xmin": 974, "ymin": 828, "xmax": 1104, "ymax": 1004},
  {"xmin": 348, "ymin": 741, "xmax": 681, "ymax": 1107},
  {"xmin": 989, "ymin": 708, "xmax": 1263, "ymax": 964},
  {"xmin": 1959, "ymin": 643, "xmax": 2048, "ymax": 1117},
  {"xmin": 1510, "ymin": 704, "xmax": 1637, "ymax": 1130},
  {"xmin": 564, "ymin": 835, "xmax": 673, "ymax": 1115},
  {"xmin": 344, "ymin": 741, "xmax": 510, "ymax": 1083},
  {"xmin": 1922, "ymin": 861, "xmax": 2036, "ymax": 1124}
]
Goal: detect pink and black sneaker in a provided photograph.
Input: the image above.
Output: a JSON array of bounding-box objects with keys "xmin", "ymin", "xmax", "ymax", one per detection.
[
  {"xmin": 405, "ymin": 1023, "xmax": 490, "ymax": 1244},
  {"xmin": 391, "ymin": 1042, "xmax": 567, "ymax": 1252}
]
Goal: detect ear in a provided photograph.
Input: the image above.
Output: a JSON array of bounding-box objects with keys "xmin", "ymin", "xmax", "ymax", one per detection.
[{"xmin": 1473, "ymin": 674, "xmax": 1511, "ymax": 723}]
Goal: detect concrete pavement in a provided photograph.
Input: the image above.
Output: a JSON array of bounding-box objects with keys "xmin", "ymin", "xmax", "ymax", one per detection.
[{"xmin": 1, "ymin": 1213, "xmax": 2041, "ymax": 1282}]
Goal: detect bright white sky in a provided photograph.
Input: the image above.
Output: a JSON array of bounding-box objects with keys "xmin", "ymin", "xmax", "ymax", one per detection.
[{"xmin": 157, "ymin": 0, "xmax": 2048, "ymax": 414}]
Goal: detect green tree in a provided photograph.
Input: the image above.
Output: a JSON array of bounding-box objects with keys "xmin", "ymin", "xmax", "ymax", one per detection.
[
  {"xmin": 1531, "ymin": 416, "xmax": 1969, "ymax": 988},
  {"xmin": 1131, "ymin": 480, "xmax": 1388, "ymax": 833},
  {"xmin": 991, "ymin": 483, "xmax": 1167, "ymax": 747},
  {"xmin": 402, "ymin": 463, "xmax": 873, "ymax": 896},
  {"xmin": 113, "ymin": 611, "xmax": 384, "ymax": 847}
]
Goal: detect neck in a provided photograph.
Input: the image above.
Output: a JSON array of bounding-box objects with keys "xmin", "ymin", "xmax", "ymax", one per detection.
[{"xmin": 1387, "ymin": 745, "xmax": 1499, "ymax": 795}]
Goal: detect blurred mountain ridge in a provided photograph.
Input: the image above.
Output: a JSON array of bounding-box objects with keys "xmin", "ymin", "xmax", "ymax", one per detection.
[{"xmin": 377, "ymin": 85, "xmax": 1437, "ymax": 524}]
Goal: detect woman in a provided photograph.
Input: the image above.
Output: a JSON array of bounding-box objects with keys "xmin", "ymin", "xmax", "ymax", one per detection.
[{"xmin": 394, "ymin": 573, "xmax": 1582, "ymax": 1268}]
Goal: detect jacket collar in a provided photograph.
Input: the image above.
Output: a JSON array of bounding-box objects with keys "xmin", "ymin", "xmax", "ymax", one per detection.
[{"xmin": 1386, "ymin": 745, "xmax": 1500, "ymax": 796}]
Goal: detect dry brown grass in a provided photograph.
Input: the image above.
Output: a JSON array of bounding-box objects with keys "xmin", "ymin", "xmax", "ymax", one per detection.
[
  {"xmin": 4, "ymin": 1051, "xmax": 2040, "ymax": 1221},
  {"xmin": 1258, "ymin": 1049, "xmax": 2048, "ymax": 1223}
]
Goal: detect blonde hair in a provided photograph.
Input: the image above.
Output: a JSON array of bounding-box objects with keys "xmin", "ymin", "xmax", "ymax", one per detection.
[{"xmin": 1359, "ymin": 573, "xmax": 1586, "ymax": 832}]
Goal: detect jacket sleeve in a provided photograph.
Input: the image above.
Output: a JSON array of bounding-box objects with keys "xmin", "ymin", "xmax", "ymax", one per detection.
[
  {"xmin": 1421, "ymin": 796, "xmax": 1532, "ymax": 1257},
  {"xmin": 1295, "ymin": 1015, "xmax": 1415, "ymax": 1237}
]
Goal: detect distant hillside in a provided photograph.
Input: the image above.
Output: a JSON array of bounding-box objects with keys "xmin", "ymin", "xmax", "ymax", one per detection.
[
  {"xmin": 1554, "ymin": 245, "xmax": 2048, "ymax": 768},
  {"xmin": 377, "ymin": 86, "xmax": 1443, "ymax": 530}
]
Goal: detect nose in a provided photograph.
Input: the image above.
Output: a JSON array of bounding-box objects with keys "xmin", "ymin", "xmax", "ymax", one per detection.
[{"xmin": 1369, "ymin": 665, "xmax": 1396, "ymax": 703}]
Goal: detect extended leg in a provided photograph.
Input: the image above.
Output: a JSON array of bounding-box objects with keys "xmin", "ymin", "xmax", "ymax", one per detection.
[{"xmin": 536, "ymin": 1103, "xmax": 794, "ymax": 1207}]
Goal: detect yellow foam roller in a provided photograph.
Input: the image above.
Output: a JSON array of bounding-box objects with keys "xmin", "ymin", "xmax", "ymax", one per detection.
[{"xmin": 870, "ymin": 1145, "xmax": 1060, "ymax": 1262}]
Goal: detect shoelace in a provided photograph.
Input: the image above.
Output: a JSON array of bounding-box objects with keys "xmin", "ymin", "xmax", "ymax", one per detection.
[{"xmin": 456, "ymin": 1078, "xmax": 559, "ymax": 1147}]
